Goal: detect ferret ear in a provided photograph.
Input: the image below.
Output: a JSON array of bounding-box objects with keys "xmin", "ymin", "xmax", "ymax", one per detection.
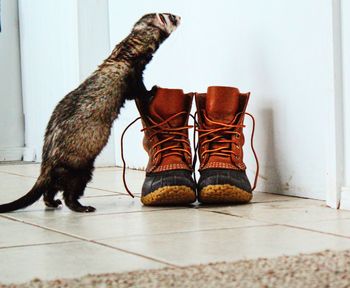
[{"xmin": 156, "ymin": 13, "xmax": 166, "ymax": 26}]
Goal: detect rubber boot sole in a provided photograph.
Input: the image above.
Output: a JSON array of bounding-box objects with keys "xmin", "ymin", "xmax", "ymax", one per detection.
[
  {"xmin": 141, "ymin": 185, "xmax": 196, "ymax": 206},
  {"xmin": 141, "ymin": 186, "xmax": 196, "ymax": 206},
  {"xmin": 199, "ymin": 184, "xmax": 252, "ymax": 204}
]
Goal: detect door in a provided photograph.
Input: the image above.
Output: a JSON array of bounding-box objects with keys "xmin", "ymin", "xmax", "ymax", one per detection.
[
  {"xmin": 0, "ymin": 0, "xmax": 24, "ymax": 161},
  {"xmin": 18, "ymin": 0, "xmax": 115, "ymax": 166}
]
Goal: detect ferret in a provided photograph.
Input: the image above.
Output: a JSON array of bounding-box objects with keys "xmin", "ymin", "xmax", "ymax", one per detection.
[{"xmin": 0, "ymin": 13, "xmax": 181, "ymax": 213}]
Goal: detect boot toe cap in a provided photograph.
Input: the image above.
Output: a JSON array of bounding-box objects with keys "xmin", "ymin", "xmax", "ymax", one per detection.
[
  {"xmin": 141, "ymin": 170, "xmax": 196, "ymax": 205},
  {"xmin": 198, "ymin": 169, "xmax": 252, "ymax": 204},
  {"xmin": 198, "ymin": 169, "xmax": 252, "ymax": 193}
]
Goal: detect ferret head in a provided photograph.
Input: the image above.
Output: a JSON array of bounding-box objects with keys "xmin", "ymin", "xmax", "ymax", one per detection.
[{"xmin": 133, "ymin": 13, "xmax": 181, "ymax": 35}]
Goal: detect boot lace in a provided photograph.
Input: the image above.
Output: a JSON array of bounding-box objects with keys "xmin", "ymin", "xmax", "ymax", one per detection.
[
  {"xmin": 143, "ymin": 112, "xmax": 193, "ymax": 160},
  {"xmin": 194, "ymin": 111, "xmax": 259, "ymax": 191},
  {"xmin": 121, "ymin": 110, "xmax": 259, "ymax": 195},
  {"xmin": 120, "ymin": 112, "xmax": 193, "ymax": 197}
]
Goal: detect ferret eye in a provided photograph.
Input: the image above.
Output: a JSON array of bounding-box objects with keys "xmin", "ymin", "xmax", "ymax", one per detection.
[{"xmin": 168, "ymin": 15, "xmax": 177, "ymax": 26}]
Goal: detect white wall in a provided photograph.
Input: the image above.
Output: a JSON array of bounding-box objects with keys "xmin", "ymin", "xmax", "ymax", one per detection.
[
  {"xmin": 109, "ymin": 0, "xmax": 338, "ymax": 200},
  {"xmin": 0, "ymin": 0, "xmax": 24, "ymax": 160},
  {"xmin": 19, "ymin": 0, "xmax": 114, "ymax": 166}
]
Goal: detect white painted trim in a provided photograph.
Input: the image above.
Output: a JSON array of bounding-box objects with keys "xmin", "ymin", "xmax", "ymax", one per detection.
[
  {"xmin": 340, "ymin": 187, "xmax": 350, "ymax": 210},
  {"xmin": 0, "ymin": 148, "xmax": 23, "ymax": 161},
  {"xmin": 340, "ymin": 0, "xmax": 350, "ymax": 208},
  {"xmin": 22, "ymin": 147, "xmax": 36, "ymax": 162},
  {"xmin": 326, "ymin": 0, "xmax": 344, "ymax": 209},
  {"xmin": 0, "ymin": 147, "xmax": 36, "ymax": 162}
]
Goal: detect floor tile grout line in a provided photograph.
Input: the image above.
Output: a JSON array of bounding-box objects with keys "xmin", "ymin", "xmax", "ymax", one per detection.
[
  {"xmin": 0, "ymin": 214, "xmax": 180, "ymax": 269},
  {"xmin": 204, "ymin": 209, "xmax": 350, "ymax": 225},
  {"xmin": 1, "ymin": 211, "xmax": 274, "ymax": 238},
  {"xmin": 0, "ymin": 214, "xmax": 276, "ymax": 254},
  {"xmin": 206, "ymin": 210, "xmax": 350, "ymax": 240},
  {"xmin": 0, "ymin": 241, "xmax": 76, "ymax": 251},
  {"xmin": 204, "ymin": 210, "xmax": 278, "ymax": 222},
  {"xmin": 0, "ymin": 201, "xmax": 324, "ymax": 220},
  {"xmin": 2, "ymin": 199, "xmax": 330, "ymax": 221},
  {"xmin": 93, "ymin": 224, "xmax": 277, "ymax": 242},
  {"xmin": 205, "ymin": 210, "xmax": 254, "ymax": 219},
  {"xmin": 0, "ymin": 170, "xmax": 136, "ymax": 195},
  {"xmin": 279, "ymin": 223, "xmax": 350, "ymax": 240},
  {"xmin": 0, "ymin": 171, "xmax": 37, "ymax": 178},
  {"xmin": 1, "ymin": 220, "xmax": 349, "ymax": 257},
  {"xmin": 89, "ymin": 241, "xmax": 179, "ymax": 268},
  {"xmin": 0, "ymin": 166, "xmax": 324, "ymax": 204},
  {"xmin": 0, "ymin": 207, "xmax": 181, "ymax": 217},
  {"xmin": 77, "ymin": 207, "xmax": 187, "ymax": 217},
  {"xmin": 0, "ymin": 170, "xmax": 141, "ymax": 195},
  {"xmin": 196, "ymin": 199, "xmax": 324, "ymax": 210},
  {"xmin": 0, "ymin": 170, "xmax": 133, "ymax": 195},
  {"xmin": 0, "ymin": 171, "xmax": 315, "ymax": 204},
  {"xmin": 85, "ymin": 186, "xmax": 131, "ymax": 195},
  {"xmin": 84, "ymin": 193, "xmax": 129, "ymax": 198},
  {"xmin": 0, "ymin": 206, "xmax": 188, "ymax": 218},
  {"xmin": 0, "ymin": 167, "xmax": 315, "ymax": 201},
  {"xmin": 193, "ymin": 208, "xmax": 273, "ymax": 222}
]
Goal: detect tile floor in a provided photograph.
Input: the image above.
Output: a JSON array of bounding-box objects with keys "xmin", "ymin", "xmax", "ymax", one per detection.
[{"xmin": 1, "ymin": 164, "xmax": 350, "ymax": 284}]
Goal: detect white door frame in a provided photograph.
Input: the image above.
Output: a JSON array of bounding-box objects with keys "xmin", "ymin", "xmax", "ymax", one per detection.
[
  {"xmin": 338, "ymin": 0, "xmax": 350, "ymax": 210},
  {"xmin": 327, "ymin": 0, "xmax": 349, "ymax": 210},
  {"xmin": 0, "ymin": 0, "xmax": 25, "ymax": 161}
]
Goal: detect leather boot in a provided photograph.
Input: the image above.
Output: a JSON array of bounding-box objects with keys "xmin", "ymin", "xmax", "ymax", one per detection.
[
  {"xmin": 136, "ymin": 87, "xmax": 196, "ymax": 205},
  {"xmin": 195, "ymin": 86, "xmax": 256, "ymax": 204}
]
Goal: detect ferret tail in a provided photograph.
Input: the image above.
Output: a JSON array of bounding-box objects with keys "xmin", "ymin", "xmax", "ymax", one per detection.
[{"xmin": 0, "ymin": 172, "xmax": 49, "ymax": 213}]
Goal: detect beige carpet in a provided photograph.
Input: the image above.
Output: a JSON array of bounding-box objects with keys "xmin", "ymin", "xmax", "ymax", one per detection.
[{"xmin": 2, "ymin": 249, "xmax": 350, "ymax": 288}]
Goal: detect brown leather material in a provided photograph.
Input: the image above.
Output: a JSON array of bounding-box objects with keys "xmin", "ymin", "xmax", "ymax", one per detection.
[
  {"xmin": 148, "ymin": 88, "xmax": 192, "ymax": 127},
  {"xmin": 136, "ymin": 87, "xmax": 194, "ymax": 173},
  {"xmin": 206, "ymin": 86, "xmax": 240, "ymax": 123},
  {"xmin": 195, "ymin": 86, "xmax": 250, "ymax": 171}
]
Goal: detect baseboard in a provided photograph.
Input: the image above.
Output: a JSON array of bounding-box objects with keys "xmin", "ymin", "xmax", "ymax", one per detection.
[
  {"xmin": 340, "ymin": 187, "xmax": 350, "ymax": 210},
  {"xmin": 22, "ymin": 147, "xmax": 36, "ymax": 162},
  {"xmin": 0, "ymin": 147, "xmax": 36, "ymax": 162}
]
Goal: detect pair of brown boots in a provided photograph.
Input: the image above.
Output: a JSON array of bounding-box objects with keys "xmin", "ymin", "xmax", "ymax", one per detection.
[{"xmin": 133, "ymin": 86, "xmax": 258, "ymax": 206}]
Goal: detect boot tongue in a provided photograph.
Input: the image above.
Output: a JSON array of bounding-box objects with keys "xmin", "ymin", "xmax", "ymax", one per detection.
[
  {"xmin": 147, "ymin": 87, "xmax": 192, "ymax": 168},
  {"xmin": 205, "ymin": 86, "xmax": 240, "ymax": 124},
  {"xmin": 149, "ymin": 88, "xmax": 191, "ymax": 126}
]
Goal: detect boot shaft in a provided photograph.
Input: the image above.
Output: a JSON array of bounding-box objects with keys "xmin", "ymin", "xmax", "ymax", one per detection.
[
  {"xmin": 136, "ymin": 87, "xmax": 194, "ymax": 173},
  {"xmin": 195, "ymin": 86, "xmax": 250, "ymax": 171}
]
